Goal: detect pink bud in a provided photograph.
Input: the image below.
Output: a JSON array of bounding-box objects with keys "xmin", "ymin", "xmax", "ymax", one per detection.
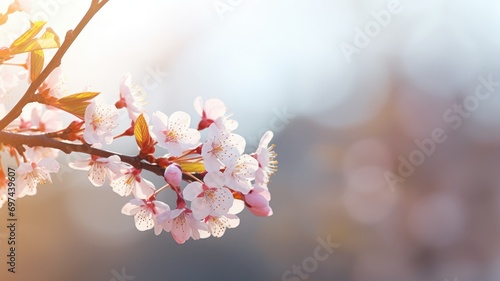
[
  {"xmin": 164, "ymin": 164, "xmax": 182, "ymax": 187},
  {"xmin": 248, "ymin": 205, "xmax": 273, "ymax": 217},
  {"xmin": 245, "ymin": 187, "xmax": 273, "ymax": 217}
]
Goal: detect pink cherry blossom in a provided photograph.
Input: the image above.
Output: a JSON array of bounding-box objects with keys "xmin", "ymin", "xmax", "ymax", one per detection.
[
  {"xmin": 213, "ymin": 115, "xmax": 238, "ymax": 132},
  {"xmin": 158, "ymin": 208, "xmax": 208, "ymax": 244},
  {"xmin": 24, "ymin": 146, "xmax": 59, "ymax": 163},
  {"xmin": 29, "ymin": 104, "xmax": 62, "ymax": 132},
  {"xmin": 116, "ymin": 73, "xmax": 146, "ymax": 121},
  {"xmin": 121, "ymin": 198, "xmax": 169, "ymax": 233},
  {"xmin": 15, "ymin": 103, "xmax": 62, "ymax": 133},
  {"xmin": 83, "ymin": 100, "xmax": 119, "ymax": 145},
  {"xmin": 194, "ymin": 97, "xmax": 226, "ymax": 130},
  {"xmin": 110, "ymin": 168, "xmax": 155, "ymax": 199},
  {"xmin": 15, "ymin": 158, "xmax": 60, "ymax": 198},
  {"xmin": 199, "ymin": 198, "xmax": 244, "ymax": 238},
  {"xmin": 37, "ymin": 67, "xmax": 66, "ymax": 98},
  {"xmin": 194, "ymin": 97, "xmax": 239, "ymax": 131},
  {"xmin": 151, "ymin": 111, "xmax": 201, "ymax": 156},
  {"xmin": 202, "ymin": 124, "xmax": 245, "ymax": 172},
  {"xmin": 244, "ymin": 185, "xmax": 273, "ymax": 217},
  {"xmin": 223, "ymin": 154, "xmax": 258, "ymax": 194},
  {"xmin": 199, "ymin": 214, "xmax": 240, "ymax": 238},
  {"xmin": 183, "ymin": 172, "xmax": 234, "ymax": 220},
  {"xmin": 12, "ymin": 104, "xmax": 63, "ymax": 162},
  {"xmin": 254, "ymin": 131, "xmax": 278, "ymax": 186},
  {"xmin": 69, "ymin": 155, "xmax": 126, "ymax": 187}
]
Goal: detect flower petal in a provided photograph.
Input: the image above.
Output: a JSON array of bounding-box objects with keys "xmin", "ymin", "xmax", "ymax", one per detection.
[{"xmin": 183, "ymin": 182, "xmax": 203, "ymax": 201}]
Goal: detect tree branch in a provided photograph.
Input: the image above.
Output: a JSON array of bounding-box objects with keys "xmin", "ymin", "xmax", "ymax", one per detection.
[
  {"xmin": 0, "ymin": 131, "xmax": 166, "ymax": 176},
  {"xmin": 0, "ymin": 131, "xmax": 203, "ymax": 183},
  {"xmin": 0, "ymin": 0, "xmax": 110, "ymax": 130}
]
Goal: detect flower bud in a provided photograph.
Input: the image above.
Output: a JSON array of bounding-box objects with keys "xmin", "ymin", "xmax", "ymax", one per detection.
[
  {"xmin": 164, "ymin": 164, "xmax": 182, "ymax": 187},
  {"xmin": 244, "ymin": 186, "xmax": 273, "ymax": 217}
]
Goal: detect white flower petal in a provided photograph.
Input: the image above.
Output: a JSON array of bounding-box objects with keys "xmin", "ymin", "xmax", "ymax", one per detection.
[
  {"xmin": 133, "ymin": 177, "xmax": 155, "ymax": 199},
  {"xmin": 134, "ymin": 208, "xmax": 154, "ymax": 231},
  {"xmin": 210, "ymin": 188, "xmax": 233, "ymax": 217},
  {"xmin": 110, "ymin": 174, "xmax": 134, "ymax": 196},
  {"xmin": 183, "ymin": 182, "xmax": 203, "ymax": 201},
  {"xmin": 68, "ymin": 159, "xmax": 91, "ymax": 170},
  {"xmin": 38, "ymin": 158, "xmax": 60, "ymax": 173},
  {"xmin": 204, "ymin": 171, "xmax": 225, "ymax": 188},
  {"xmin": 192, "ymin": 198, "xmax": 211, "ymax": 220},
  {"xmin": 229, "ymin": 199, "xmax": 245, "ymax": 215},
  {"xmin": 121, "ymin": 200, "xmax": 143, "ymax": 215},
  {"xmin": 88, "ymin": 163, "xmax": 106, "ymax": 186},
  {"xmin": 168, "ymin": 111, "xmax": 191, "ymax": 131},
  {"xmin": 193, "ymin": 96, "xmax": 203, "ymax": 116},
  {"xmin": 204, "ymin": 99, "xmax": 226, "ymax": 119}
]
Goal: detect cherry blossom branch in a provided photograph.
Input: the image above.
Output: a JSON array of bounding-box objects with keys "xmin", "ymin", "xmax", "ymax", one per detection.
[
  {"xmin": 0, "ymin": 130, "xmax": 197, "ymax": 180},
  {"xmin": 0, "ymin": 0, "xmax": 109, "ymax": 131}
]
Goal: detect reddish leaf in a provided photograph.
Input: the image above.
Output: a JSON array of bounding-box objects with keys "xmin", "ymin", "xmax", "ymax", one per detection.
[{"xmin": 134, "ymin": 114, "xmax": 156, "ymax": 155}]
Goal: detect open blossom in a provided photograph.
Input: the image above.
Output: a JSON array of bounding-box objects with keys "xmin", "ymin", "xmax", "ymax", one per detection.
[
  {"xmin": 151, "ymin": 111, "xmax": 200, "ymax": 156},
  {"xmin": 121, "ymin": 198, "xmax": 169, "ymax": 234},
  {"xmin": 194, "ymin": 96, "xmax": 237, "ymax": 131},
  {"xmin": 69, "ymin": 155, "xmax": 126, "ymax": 187},
  {"xmin": 37, "ymin": 67, "xmax": 66, "ymax": 98},
  {"xmin": 116, "ymin": 73, "xmax": 146, "ymax": 121},
  {"xmin": 199, "ymin": 199, "xmax": 244, "ymax": 238},
  {"xmin": 223, "ymin": 154, "xmax": 258, "ymax": 194},
  {"xmin": 202, "ymin": 124, "xmax": 246, "ymax": 172},
  {"xmin": 158, "ymin": 207, "xmax": 208, "ymax": 244},
  {"xmin": 15, "ymin": 158, "xmax": 59, "ymax": 198},
  {"xmin": 83, "ymin": 100, "xmax": 119, "ymax": 145},
  {"xmin": 245, "ymin": 185, "xmax": 273, "ymax": 217},
  {"xmin": 254, "ymin": 131, "xmax": 278, "ymax": 186},
  {"xmin": 194, "ymin": 97, "xmax": 226, "ymax": 130},
  {"xmin": 200, "ymin": 214, "xmax": 240, "ymax": 238},
  {"xmin": 110, "ymin": 168, "xmax": 155, "ymax": 199},
  {"xmin": 15, "ymin": 103, "xmax": 62, "ymax": 132},
  {"xmin": 213, "ymin": 115, "xmax": 238, "ymax": 132},
  {"xmin": 12, "ymin": 104, "xmax": 63, "ymax": 162},
  {"xmin": 28, "ymin": 104, "xmax": 62, "ymax": 132},
  {"xmin": 183, "ymin": 172, "xmax": 234, "ymax": 220},
  {"xmin": 24, "ymin": 146, "xmax": 59, "ymax": 163}
]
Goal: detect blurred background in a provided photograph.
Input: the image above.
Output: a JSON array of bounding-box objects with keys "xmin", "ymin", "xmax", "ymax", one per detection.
[{"xmin": 3, "ymin": 0, "xmax": 500, "ymax": 280}]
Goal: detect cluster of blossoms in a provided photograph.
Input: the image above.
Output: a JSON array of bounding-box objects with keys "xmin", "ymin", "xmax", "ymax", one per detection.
[
  {"xmin": 84, "ymin": 94, "xmax": 277, "ymax": 243},
  {"xmin": 0, "ymin": 1, "xmax": 278, "ymax": 244},
  {"xmin": 14, "ymin": 91, "xmax": 277, "ymax": 243}
]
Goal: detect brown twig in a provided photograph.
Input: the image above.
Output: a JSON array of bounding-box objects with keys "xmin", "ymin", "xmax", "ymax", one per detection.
[
  {"xmin": 0, "ymin": 131, "xmax": 203, "ymax": 182},
  {"xmin": 0, "ymin": 0, "xmax": 110, "ymax": 130},
  {"xmin": 0, "ymin": 130, "xmax": 162, "ymax": 174}
]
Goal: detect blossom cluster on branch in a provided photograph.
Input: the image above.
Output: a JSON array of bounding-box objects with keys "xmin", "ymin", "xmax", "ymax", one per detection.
[{"xmin": 0, "ymin": 0, "xmax": 278, "ymax": 244}]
